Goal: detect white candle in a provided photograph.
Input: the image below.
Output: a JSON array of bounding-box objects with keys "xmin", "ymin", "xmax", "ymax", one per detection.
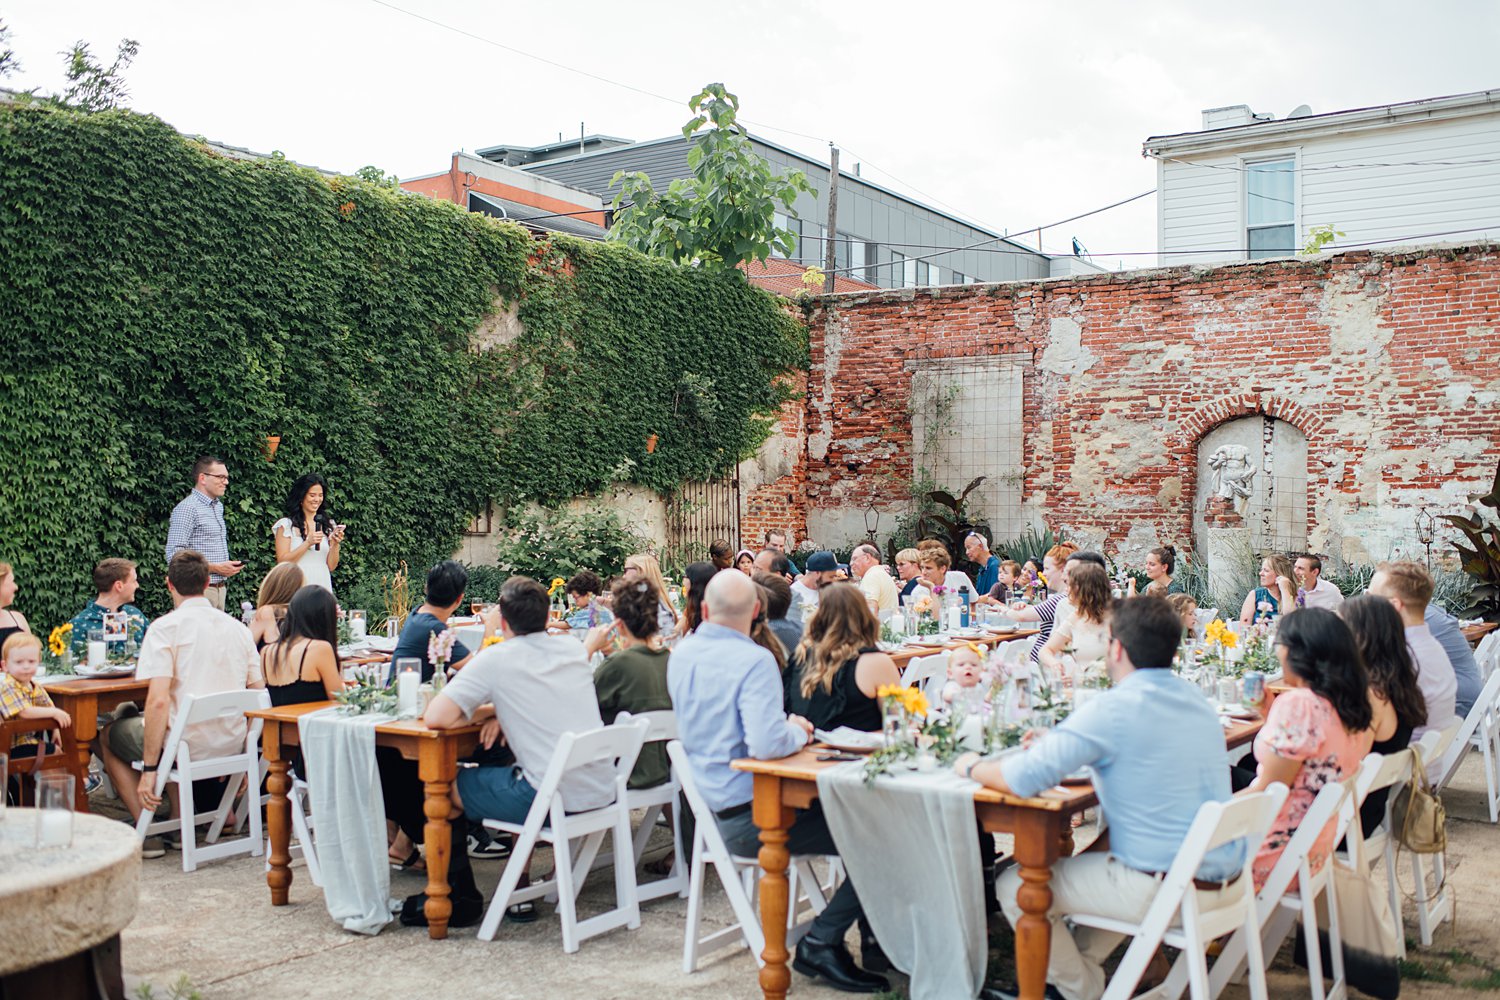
[
  {"xmin": 88, "ymin": 641, "xmax": 106, "ymax": 668},
  {"xmin": 397, "ymin": 669, "xmax": 420, "ymax": 719},
  {"xmin": 890, "ymin": 610, "xmax": 905, "ymax": 636},
  {"xmin": 37, "ymin": 809, "xmax": 72, "ymax": 848},
  {"xmin": 349, "ymin": 613, "xmax": 367, "ymax": 641},
  {"xmin": 947, "ymin": 606, "xmax": 962, "ymax": 632}
]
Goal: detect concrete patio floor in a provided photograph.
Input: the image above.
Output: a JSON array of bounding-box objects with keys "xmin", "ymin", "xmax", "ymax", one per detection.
[{"xmin": 115, "ymin": 751, "xmax": 1500, "ymax": 999}]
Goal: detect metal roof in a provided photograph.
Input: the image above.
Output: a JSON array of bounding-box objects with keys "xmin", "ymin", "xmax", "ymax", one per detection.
[{"xmin": 466, "ymin": 191, "xmax": 606, "ymax": 240}]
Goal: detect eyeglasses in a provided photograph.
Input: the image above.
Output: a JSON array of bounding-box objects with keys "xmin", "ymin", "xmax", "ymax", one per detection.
[{"xmin": 203, "ymin": 473, "xmax": 230, "ymax": 482}]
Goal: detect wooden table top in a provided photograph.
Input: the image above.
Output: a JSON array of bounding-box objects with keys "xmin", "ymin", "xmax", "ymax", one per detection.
[
  {"xmin": 246, "ymin": 699, "xmax": 482, "ymax": 741},
  {"xmin": 734, "ymin": 715, "xmax": 1263, "ymax": 809},
  {"xmin": 1463, "ymin": 622, "xmax": 1497, "ymax": 644},
  {"xmin": 887, "ymin": 628, "xmax": 1039, "ymax": 665},
  {"xmin": 37, "ymin": 675, "xmax": 149, "ymax": 696},
  {"xmin": 733, "ymin": 747, "xmax": 1098, "ymax": 812}
]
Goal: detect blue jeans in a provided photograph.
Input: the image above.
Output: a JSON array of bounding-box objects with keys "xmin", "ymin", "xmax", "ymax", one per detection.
[{"xmin": 456, "ymin": 764, "xmax": 538, "ymax": 825}]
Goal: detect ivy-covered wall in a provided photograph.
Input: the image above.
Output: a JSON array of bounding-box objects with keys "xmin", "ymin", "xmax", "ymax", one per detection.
[{"xmin": 0, "ymin": 105, "xmax": 806, "ymax": 627}]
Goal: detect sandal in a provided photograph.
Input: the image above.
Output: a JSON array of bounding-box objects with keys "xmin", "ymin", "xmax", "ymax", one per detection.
[
  {"xmin": 390, "ymin": 849, "xmax": 426, "ymax": 872},
  {"xmin": 506, "ymin": 900, "xmax": 538, "ymax": 923}
]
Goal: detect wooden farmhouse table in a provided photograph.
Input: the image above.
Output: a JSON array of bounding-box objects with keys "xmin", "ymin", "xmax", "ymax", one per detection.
[
  {"xmin": 38, "ymin": 675, "xmax": 151, "ymax": 811},
  {"xmin": 246, "ymin": 701, "xmax": 481, "ymax": 939},
  {"xmin": 733, "ymin": 717, "xmax": 1264, "ymax": 1000},
  {"xmin": 885, "ymin": 628, "xmax": 1040, "ymax": 667},
  {"xmin": 1463, "ymin": 621, "xmax": 1496, "ymax": 645}
]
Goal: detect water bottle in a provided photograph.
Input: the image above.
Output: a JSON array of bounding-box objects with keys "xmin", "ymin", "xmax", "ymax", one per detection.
[{"xmin": 960, "ymin": 589, "xmax": 971, "ymax": 629}]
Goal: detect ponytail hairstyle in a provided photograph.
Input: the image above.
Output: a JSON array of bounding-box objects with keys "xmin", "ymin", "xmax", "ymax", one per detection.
[{"xmin": 1276, "ymin": 608, "xmax": 1374, "ymax": 733}]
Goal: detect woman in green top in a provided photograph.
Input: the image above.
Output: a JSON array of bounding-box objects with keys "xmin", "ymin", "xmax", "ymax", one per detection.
[
  {"xmin": 1130, "ymin": 544, "xmax": 1186, "ymax": 596},
  {"xmin": 593, "ymin": 576, "xmax": 672, "ymax": 790}
]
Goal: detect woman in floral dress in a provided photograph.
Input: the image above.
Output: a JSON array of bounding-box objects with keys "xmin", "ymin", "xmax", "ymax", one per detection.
[{"xmin": 1238, "ymin": 607, "xmax": 1374, "ymax": 889}]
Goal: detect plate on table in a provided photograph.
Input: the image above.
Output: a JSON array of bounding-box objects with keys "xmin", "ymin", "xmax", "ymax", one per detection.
[
  {"xmin": 69, "ymin": 664, "xmax": 137, "ymax": 679},
  {"xmin": 814, "ymin": 727, "xmax": 883, "ymax": 753},
  {"xmin": 1218, "ymin": 705, "xmax": 1259, "ymax": 720},
  {"xmin": 1058, "ymin": 767, "xmax": 1093, "ymax": 786},
  {"xmin": 984, "ymin": 623, "xmax": 1019, "ymax": 633},
  {"xmin": 951, "ymin": 628, "xmax": 988, "ymax": 640},
  {"xmin": 903, "ymin": 637, "xmax": 950, "ymax": 648}
]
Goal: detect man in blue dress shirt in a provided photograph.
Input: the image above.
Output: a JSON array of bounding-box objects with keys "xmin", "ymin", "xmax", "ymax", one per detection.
[
  {"xmin": 669, "ymin": 569, "xmax": 887, "ymax": 994},
  {"xmin": 954, "ymin": 596, "xmax": 1241, "ymax": 1000}
]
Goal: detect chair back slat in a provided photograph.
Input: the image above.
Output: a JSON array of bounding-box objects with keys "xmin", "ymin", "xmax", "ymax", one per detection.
[
  {"xmin": 1255, "ymin": 779, "xmax": 1349, "ymax": 904},
  {"xmin": 1439, "ymin": 669, "xmax": 1500, "ymax": 786},
  {"xmin": 616, "ymin": 709, "xmax": 677, "ymax": 743}
]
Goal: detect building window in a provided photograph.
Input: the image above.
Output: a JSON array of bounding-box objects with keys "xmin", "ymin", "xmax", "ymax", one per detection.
[
  {"xmin": 834, "ymin": 232, "xmax": 866, "ymax": 274},
  {"xmin": 890, "ymin": 250, "xmax": 911, "ymax": 288},
  {"xmin": 772, "ymin": 213, "xmax": 790, "ymax": 258},
  {"xmin": 916, "ymin": 261, "xmax": 942, "ymax": 286},
  {"xmin": 800, "ymin": 221, "xmax": 824, "ymax": 266},
  {"xmin": 1246, "ymin": 157, "xmax": 1295, "ymax": 259}
]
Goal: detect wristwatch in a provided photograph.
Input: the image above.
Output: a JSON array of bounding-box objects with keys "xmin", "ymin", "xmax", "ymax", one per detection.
[{"xmin": 141, "ymin": 762, "xmax": 159, "ymax": 772}]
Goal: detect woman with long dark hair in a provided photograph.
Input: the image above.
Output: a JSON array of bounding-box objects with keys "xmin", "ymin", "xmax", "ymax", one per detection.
[
  {"xmin": 678, "ymin": 561, "xmax": 719, "ymax": 637},
  {"xmin": 273, "ymin": 473, "xmax": 344, "ymax": 595},
  {"xmin": 1240, "ymin": 608, "xmax": 1373, "ymax": 888},
  {"xmin": 1342, "ymin": 593, "xmax": 1428, "ymax": 836},
  {"xmin": 261, "ymin": 585, "xmax": 344, "ymax": 706},
  {"xmin": 1039, "ymin": 562, "xmax": 1112, "ymax": 675}
]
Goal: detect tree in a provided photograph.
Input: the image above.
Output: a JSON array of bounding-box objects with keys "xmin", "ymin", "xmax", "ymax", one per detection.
[
  {"xmin": 354, "ymin": 165, "xmax": 400, "ymax": 188},
  {"xmin": 0, "ymin": 20, "xmax": 19, "ymax": 80},
  {"xmin": 608, "ymin": 83, "xmax": 814, "ymax": 272},
  {"xmin": 58, "ymin": 36, "xmax": 139, "ymax": 112}
]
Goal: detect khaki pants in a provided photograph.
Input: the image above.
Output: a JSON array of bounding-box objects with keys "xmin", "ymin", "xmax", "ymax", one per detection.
[
  {"xmin": 997, "ymin": 853, "xmax": 1245, "ymax": 1000},
  {"xmin": 203, "ymin": 585, "xmax": 226, "ymax": 610}
]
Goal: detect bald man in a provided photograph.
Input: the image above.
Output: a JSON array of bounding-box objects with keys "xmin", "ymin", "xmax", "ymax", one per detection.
[{"xmin": 668, "ymin": 570, "xmax": 887, "ymax": 993}]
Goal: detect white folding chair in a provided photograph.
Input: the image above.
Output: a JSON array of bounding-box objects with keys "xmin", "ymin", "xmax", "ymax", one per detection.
[
  {"xmin": 666, "ymin": 740, "xmax": 834, "ymax": 973},
  {"xmin": 1195, "ymin": 609, "xmax": 1220, "ymax": 629},
  {"xmin": 1437, "ymin": 669, "xmax": 1500, "ymax": 824},
  {"xmin": 899, "ymin": 651, "xmax": 950, "ymax": 702},
  {"xmin": 1474, "ymin": 632, "xmax": 1500, "ymax": 682},
  {"xmin": 477, "ymin": 719, "xmax": 648, "ymax": 952},
  {"xmin": 1207, "ymin": 779, "xmax": 1354, "ymax": 1000},
  {"xmin": 1071, "ymin": 783, "xmax": 1287, "ymax": 1000},
  {"xmin": 1407, "ymin": 721, "xmax": 1460, "ymax": 945},
  {"xmin": 134, "ymin": 689, "xmax": 271, "ymax": 873},
  {"xmin": 1335, "ymin": 749, "xmax": 1412, "ymax": 958},
  {"xmin": 615, "ymin": 710, "xmax": 688, "ymax": 902}
]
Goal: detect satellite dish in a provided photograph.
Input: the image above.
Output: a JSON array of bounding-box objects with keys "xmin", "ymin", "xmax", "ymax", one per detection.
[{"xmin": 1287, "ymin": 104, "xmax": 1313, "ymax": 118}]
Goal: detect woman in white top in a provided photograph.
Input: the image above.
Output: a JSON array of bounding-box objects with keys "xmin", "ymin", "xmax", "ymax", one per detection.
[
  {"xmin": 273, "ymin": 473, "xmax": 344, "ymax": 595},
  {"xmin": 1039, "ymin": 562, "xmax": 1113, "ymax": 679}
]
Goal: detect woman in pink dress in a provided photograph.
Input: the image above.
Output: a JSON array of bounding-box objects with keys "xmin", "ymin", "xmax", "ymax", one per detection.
[{"xmin": 1241, "ymin": 608, "xmax": 1374, "ymax": 889}]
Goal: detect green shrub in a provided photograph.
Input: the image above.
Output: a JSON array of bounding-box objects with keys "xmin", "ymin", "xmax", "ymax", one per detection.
[{"xmin": 490, "ymin": 507, "xmax": 649, "ymax": 588}]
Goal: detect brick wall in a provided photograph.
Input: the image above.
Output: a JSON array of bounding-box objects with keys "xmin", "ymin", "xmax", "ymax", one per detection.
[{"xmin": 739, "ymin": 243, "xmax": 1500, "ymax": 566}]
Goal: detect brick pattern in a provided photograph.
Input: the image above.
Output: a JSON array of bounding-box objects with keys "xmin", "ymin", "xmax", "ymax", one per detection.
[{"xmin": 740, "ymin": 245, "xmax": 1500, "ymax": 560}]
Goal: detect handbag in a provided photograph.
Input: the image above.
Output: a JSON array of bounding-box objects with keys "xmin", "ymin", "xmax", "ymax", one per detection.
[
  {"xmin": 1296, "ymin": 858, "xmax": 1402, "ymax": 1000},
  {"xmin": 1390, "ymin": 744, "xmax": 1446, "ymax": 854}
]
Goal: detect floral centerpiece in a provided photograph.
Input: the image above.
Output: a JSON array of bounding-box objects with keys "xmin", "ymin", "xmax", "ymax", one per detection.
[
  {"xmin": 45, "ymin": 623, "xmax": 76, "ymax": 674},
  {"xmin": 335, "ymin": 674, "xmax": 398, "ymax": 715},
  {"xmin": 906, "ymin": 593, "xmax": 941, "ymax": 635},
  {"xmin": 336, "ymin": 608, "xmax": 353, "ymax": 648},
  {"xmin": 1201, "ymin": 618, "xmax": 1240, "ymax": 676},
  {"xmin": 428, "ymin": 628, "xmax": 457, "ymax": 682},
  {"xmin": 547, "ymin": 577, "xmax": 568, "ymax": 615},
  {"xmin": 865, "ymin": 684, "xmax": 968, "ymax": 783}
]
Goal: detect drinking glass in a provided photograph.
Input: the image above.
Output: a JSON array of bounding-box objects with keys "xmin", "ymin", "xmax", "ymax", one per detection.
[
  {"xmin": 881, "ymin": 701, "xmax": 907, "ymax": 749},
  {"xmin": 35, "ymin": 772, "xmax": 75, "ymax": 848},
  {"xmin": 470, "ymin": 600, "xmax": 484, "ymax": 617}
]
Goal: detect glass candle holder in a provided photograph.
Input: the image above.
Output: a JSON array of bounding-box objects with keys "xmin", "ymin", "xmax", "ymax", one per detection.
[
  {"xmin": 395, "ymin": 657, "xmax": 422, "ymax": 719},
  {"xmin": 348, "ymin": 610, "xmax": 367, "ymax": 641},
  {"xmin": 87, "ymin": 628, "xmax": 106, "ymax": 668},
  {"xmin": 36, "ymin": 771, "xmax": 75, "ymax": 848}
]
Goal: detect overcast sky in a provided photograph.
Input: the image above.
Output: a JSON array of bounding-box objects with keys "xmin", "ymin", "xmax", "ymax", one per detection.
[{"xmin": 6, "ymin": 1, "xmax": 1497, "ymax": 269}]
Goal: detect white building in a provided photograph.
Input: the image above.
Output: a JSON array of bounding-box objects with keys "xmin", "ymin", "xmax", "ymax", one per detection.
[{"xmin": 1143, "ymin": 88, "xmax": 1500, "ymax": 265}]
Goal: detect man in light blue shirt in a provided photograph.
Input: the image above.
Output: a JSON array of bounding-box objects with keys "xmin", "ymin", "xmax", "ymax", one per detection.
[
  {"xmin": 669, "ymin": 569, "xmax": 887, "ymax": 994},
  {"xmin": 954, "ymin": 596, "xmax": 1240, "ymax": 1000},
  {"xmin": 1426, "ymin": 603, "xmax": 1481, "ymax": 717}
]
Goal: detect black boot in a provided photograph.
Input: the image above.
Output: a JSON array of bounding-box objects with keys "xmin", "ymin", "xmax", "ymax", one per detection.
[{"xmin": 858, "ymin": 916, "xmax": 890, "ymax": 973}]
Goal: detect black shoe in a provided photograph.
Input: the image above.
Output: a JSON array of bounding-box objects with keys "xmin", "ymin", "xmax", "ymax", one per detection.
[
  {"xmin": 792, "ymin": 937, "xmax": 888, "ymax": 993},
  {"xmin": 980, "ymin": 984, "xmax": 1066, "ymax": 1000},
  {"xmin": 398, "ymin": 891, "xmax": 485, "ymax": 929},
  {"xmin": 859, "ymin": 931, "xmax": 891, "ymax": 974}
]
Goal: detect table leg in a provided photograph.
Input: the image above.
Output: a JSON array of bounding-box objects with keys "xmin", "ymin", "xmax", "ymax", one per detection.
[
  {"xmin": 1013, "ymin": 810, "xmax": 1063, "ymax": 1000},
  {"xmin": 419, "ymin": 740, "xmax": 459, "ymax": 940},
  {"xmin": 263, "ymin": 721, "xmax": 292, "ymax": 906},
  {"xmin": 753, "ymin": 775, "xmax": 794, "ymax": 1000},
  {"xmin": 71, "ymin": 693, "xmax": 99, "ymax": 812}
]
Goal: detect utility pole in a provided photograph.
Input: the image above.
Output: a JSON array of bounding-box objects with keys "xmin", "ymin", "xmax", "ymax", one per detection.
[{"xmin": 823, "ymin": 144, "xmax": 839, "ymax": 293}]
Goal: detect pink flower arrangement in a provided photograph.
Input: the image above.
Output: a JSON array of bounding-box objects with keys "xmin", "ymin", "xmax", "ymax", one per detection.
[{"xmin": 428, "ymin": 628, "xmax": 457, "ymax": 671}]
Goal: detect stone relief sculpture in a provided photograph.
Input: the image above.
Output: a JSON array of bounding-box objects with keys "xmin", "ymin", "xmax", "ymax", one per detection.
[{"xmin": 1207, "ymin": 444, "xmax": 1257, "ymax": 500}]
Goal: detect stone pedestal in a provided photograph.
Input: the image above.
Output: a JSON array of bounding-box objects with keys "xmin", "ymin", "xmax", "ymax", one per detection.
[{"xmin": 0, "ymin": 808, "xmax": 140, "ymax": 998}]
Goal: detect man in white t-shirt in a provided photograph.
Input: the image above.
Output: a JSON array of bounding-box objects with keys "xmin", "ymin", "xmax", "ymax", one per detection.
[
  {"xmin": 101, "ymin": 549, "xmax": 262, "ymax": 855},
  {"xmin": 790, "ymin": 551, "xmax": 839, "ymax": 622},
  {"xmin": 849, "ymin": 544, "xmax": 898, "ymax": 615},
  {"xmin": 418, "ymin": 575, "xmax": 614, "ymax": 927},
  {"xmin": 1369, "ymin": 561, "xmax": 1457, "ymax": 779},
  {"xmin": 1295, "ymin": 553, "xmax": 1345, "ymax": 611}
]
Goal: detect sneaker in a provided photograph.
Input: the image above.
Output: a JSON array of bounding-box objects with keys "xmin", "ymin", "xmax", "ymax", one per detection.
[
  {"xmin": 161, "ymin": 832, "xmax": 183, "ymax": 851},
  {"xmin": 84, "ymin": 773, "xmax": 103, "ymax": 795},
  {"xmin": 141, "ymin": 836, "xmax": 166, "ymax": 859},
  {"xmin": 468, "ymin": 829, "xmax": 511, "ymax": 860}
]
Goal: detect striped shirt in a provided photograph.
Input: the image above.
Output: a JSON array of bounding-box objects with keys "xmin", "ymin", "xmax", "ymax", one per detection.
[{"xmin": 166, "ymin": 489, "xmax": 230, "ymax": 582}]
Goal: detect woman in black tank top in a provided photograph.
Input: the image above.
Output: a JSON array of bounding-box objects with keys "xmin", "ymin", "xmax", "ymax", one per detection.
[
  {"xmin": 783, "ymin": 583, "xmax": 901, "ymax": 732},
  {"xmin": 261, "ymin": 586, "xmax": 345, "ymax": 707}
]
